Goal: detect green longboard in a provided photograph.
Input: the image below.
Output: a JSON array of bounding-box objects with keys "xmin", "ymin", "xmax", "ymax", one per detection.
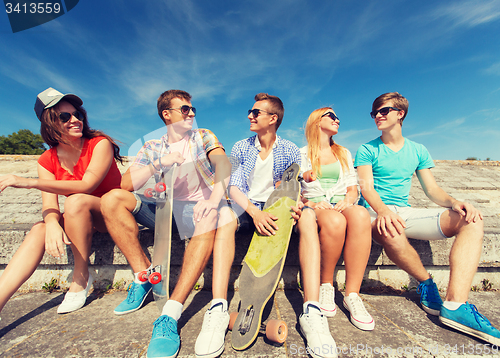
[
  {"xmin": 151, "ymin": 164, "xmax": 177, "ymax": 312},
  {"xmin": 232, "ymin": 163, "xmax": 300, "ymax": 350}
]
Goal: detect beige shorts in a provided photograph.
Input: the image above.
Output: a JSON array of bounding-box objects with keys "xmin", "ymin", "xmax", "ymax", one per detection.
[{"xmin": 367, "ymin": 205, "xmax": 450, "ymax": 240}]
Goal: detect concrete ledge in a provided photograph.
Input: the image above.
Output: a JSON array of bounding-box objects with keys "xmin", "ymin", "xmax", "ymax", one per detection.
[
  {"xmin": 1, "ymin": 158, "xmax": 500, "ymax": 293},
  {"xmin": 1, "ymin": 228, "xmax": 499, "ymax": 292}
]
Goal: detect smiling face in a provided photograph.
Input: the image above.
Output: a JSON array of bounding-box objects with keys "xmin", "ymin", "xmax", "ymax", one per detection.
[
  {"xmin": 55, "ymin": 101, "xmax": 83, "ymax": 141},
  {"xmin": 248, "ymin": 100, "xmax": 277, "ymax": 133},
  {"xmin": 319, "ymin": 109, "xmax": 340, "ymax": 136},
  {"xmin": 162, "ymin": 97, "xmax": 194, "ymax": 135},
  {"xmin": 373, "ymin": 100, "xmax": 405, "ymax": 131}
]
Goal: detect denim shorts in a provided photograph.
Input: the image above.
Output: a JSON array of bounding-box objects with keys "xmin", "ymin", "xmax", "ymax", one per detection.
[
  {"xmin": 132, "ymin": 193, "xmax": 196, "ymax": 240},
  {"xmin": 224, "ymin": 200, "xmax": 265, "ymax": 231}
]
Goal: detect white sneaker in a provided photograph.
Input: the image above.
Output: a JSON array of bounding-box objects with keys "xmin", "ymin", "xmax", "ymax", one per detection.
[
  {"xmin": 343, "ymin": 293, "xmax": 375, "ymax": 331},
  {"xmin": 195, "ymin": 303, "xmax": 230, "ymax": 358},
  {"xmin": 57, "ymin": 270, "xmax": 93, "ymax": 314},
  {"xmin": 299, "ymin": 304, "xmax": 337, "ymax": 358},
  {"xmin": 319, "ymin": 283, "xmax": 336, "ymax": 317}
]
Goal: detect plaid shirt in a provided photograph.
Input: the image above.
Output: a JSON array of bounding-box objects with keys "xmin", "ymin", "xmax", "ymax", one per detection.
[
  {"xmin": 229, "ymin": 135, "xmax": 301, "ymax": 196},
  {"xmin": 133, "ymin": 129, "xmax": 224, "ymax": 190}
]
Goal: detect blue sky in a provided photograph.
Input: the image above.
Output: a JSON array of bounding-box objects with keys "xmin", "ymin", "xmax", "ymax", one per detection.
[{"xmin": 1, "ymin": 0, "xmax": 499, "ymax": 160}]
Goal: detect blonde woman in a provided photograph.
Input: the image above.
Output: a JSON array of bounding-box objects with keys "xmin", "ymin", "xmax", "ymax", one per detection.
[{"xmin": 299, "ymin": 107, "xmax": 374, "ymax": 330}]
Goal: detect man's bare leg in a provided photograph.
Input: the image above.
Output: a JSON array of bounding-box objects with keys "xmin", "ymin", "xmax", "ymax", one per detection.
[{"xmin": 101, "ymin": 189, "xmax": 151, "ymax": 272}]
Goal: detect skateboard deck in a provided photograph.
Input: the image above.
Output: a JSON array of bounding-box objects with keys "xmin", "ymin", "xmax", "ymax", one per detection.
[
  {"xmin": 150, "ymin": 164, "xmax": 177, "ymax": 312},
  {"xmin": 232, "ymin": 163, "xmax": 300, "ymax": 350}
]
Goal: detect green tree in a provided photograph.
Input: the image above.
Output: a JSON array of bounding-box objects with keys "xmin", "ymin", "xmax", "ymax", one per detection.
[{"xmin": 0, "ymin": 129, "xmax": 46, "ymax": 155}]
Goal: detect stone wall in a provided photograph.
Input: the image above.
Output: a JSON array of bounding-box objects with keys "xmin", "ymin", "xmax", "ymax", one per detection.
[{"xmin": 1, "ymin": 156, "xmax": 499, "ymax": 292}]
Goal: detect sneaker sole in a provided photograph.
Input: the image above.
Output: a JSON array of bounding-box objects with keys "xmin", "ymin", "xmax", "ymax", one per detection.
[
  {"xmin": 440, "ymin": 316, "xmax": 500, "ymax": 346},
  {"xmin": 319, "ymin": 306, "xmax": 337, "ymax": 318},
  {"xmin": 421, "ymin": 304, "xmax": 440, "ymax": 316},
  {"xmin": 195, "ymin": 344, "xmax": 224, "ymax": 358},
  {"xmin": 146, "ymin": 346, "xmax": 179, "ymax": 358},
  {"xmin": 342, "ymin": 301, "xmax": 375, "ymax": 331},
  {"xmin": 114, "ymin": 288, "xmax": 152, "ymax": 315}
]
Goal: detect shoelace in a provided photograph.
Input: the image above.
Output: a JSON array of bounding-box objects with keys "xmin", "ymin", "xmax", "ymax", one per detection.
[
  {"xmin": 304, "ymin": 311, "xmax": 329, "ymax": 334},
  {"xmin": 469, "ymin": 304, "xmax": 493, "ymax": 328},
  {"xmin": 347, "ymin": 295, "xmax": 369, "ymax": 316},
  {"xmin": 319, "ymin": 285, "xmax": 334, "ymax": 304},
  {"xmin": 126, "ymin": 282, "xmax": 138, "ymax": 302},
  {"xmin": 152, "ymin": 316, "xmax": 177, "ymax": 339},
  {"xmin": 417, "ymin": 282, "xmax": 440, "ymax": 303},
  {"xmin": 201, "ymin": 309, "xmax": 227, "ymax": 332}
]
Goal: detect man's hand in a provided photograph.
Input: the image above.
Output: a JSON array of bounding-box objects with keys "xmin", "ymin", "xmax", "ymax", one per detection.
[
  {"xmin": 452, "ymin": 200, "xmax": 483, "ymax": 223},
  {"xmin": 252, "ymin": 210, "xmax": 279, "ymax": 236},
  {"xmin": 375, "ymin": 209, "xmax": 406, "ymax": 238},
  {"xmin": 290, "ymin": 201, "xmax": 303, "ymax": 225},
  {"xmin": 193, "ymin": 199, "xmax": 219, "ymax": 222},
  {"xmin": 45, "ymin": 221, "xmax": 71, "ymax": 258},
  {"xmin": 157, "ymin": 152, "xmax": 185, "ymax": 168}
]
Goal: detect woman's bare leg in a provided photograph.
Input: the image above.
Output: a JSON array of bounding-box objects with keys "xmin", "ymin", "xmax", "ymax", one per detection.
[
  {"xmin": 63, "ymin": 194, "xmax": 105, "ymax": 292},
  {"xmin": 0, "ymin": 222, "xmax": 47, "ymax": 312}
]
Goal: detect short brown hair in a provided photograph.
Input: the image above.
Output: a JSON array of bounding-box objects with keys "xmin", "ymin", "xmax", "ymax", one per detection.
[
  {"xmin": 254, "ymin": 93, "xmax": 284, "ymax": 130},
  {"xmin": 157, "ymin": 90, "xmax": 192, "ymax": 123},
  {"xmin": 372, "ymin": 92, "xmax": 409, "ymax": 124}
]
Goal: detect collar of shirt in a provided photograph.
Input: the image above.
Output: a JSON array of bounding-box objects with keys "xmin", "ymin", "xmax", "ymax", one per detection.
[{"xmin": 254, "ymin": 135, "xmax": 278, "ymax": 151}]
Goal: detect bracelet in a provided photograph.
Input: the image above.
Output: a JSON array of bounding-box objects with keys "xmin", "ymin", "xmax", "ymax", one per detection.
[{"xmin": 150, "ymin": 161, "xmax": 160, "ymax": 171}]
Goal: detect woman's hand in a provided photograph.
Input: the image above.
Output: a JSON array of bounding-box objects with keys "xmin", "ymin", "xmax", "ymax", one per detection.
[
  {"xmin": 332, "ymin": 200, "xmax": 351, "ymax": 212},
  {"xmin": 44, "ymin": 221, "xmax": 71, "ymax": 258},
  {"xmin": 314, "ymin": 201, "xmax": 333, "ymax": 210},
  {"xmin": 0, "ymin": 175, "xmax": 35, "ymax": 192}
]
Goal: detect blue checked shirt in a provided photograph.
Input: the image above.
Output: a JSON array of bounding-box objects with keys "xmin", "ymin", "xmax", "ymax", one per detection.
[{"xmin": 229, "ymin": 135, "xmax": 301, "ymax": 198}]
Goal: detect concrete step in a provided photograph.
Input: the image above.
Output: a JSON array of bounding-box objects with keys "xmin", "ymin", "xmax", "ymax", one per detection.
[{"xmin": 1, "ymin": 157, "xmax": 500, "ymax": 293}]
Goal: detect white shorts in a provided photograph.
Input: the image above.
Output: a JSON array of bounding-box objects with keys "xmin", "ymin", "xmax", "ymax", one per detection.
[{"xmin": 367, "ymin": 205, "xmax": 450, "ymax": 240}]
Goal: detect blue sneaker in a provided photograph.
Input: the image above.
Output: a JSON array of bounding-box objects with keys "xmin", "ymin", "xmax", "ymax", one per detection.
[
  {"xmin": 440, "ymin": 302, "xmax": 500, "ymax": 346},
  {"xmin": 147, "ymin": 315, "xmax": 180, "ymax": 358},
  {"xmin": 417, "ymin": 278, "xmax": 443, "ymax": 316},
  {"xmin": 114, "ymin": 281, "xmax": 152, "ymax": 315}
]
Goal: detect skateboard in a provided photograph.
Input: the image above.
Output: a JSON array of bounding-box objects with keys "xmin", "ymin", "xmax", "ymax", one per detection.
[
  {"xmin": 139, "ymin": 164, "xmax": 177, "ymax": 312},
  {"xmin": 231, "ymin": 163, "xmax": 301, "ymax": 350}
]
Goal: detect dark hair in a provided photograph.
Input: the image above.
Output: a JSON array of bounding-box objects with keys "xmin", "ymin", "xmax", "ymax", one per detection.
[
  {"xmin": 157, "ymin": 90, "xmax": 192, "ymax": 123},
  {"xmin": 40, "ymin": 100, "xmax": 124, "ymax": 164},
  {"xmin": 254, "ymin": 93, "xmax": 284, "ymax": 130},
  {"xmin": 372, "ymin": 92, "xmax": 409, "ymax": 125}
]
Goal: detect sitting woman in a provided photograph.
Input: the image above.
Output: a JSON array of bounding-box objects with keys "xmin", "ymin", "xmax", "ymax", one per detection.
[
  {"xmin": 298, "ymin": 107, "xmax": 374, "ymax": 330},
  {"xmin": 0, "ymin": 87, "xmax": 122, "ymax": 315}
]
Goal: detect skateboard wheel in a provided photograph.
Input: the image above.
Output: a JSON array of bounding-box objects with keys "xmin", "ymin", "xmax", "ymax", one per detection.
[
  {"xmin": 265, "ymin": 319, "xmax": 287, "ymax": 343},
  {"xmin": 149, "ymin": 272, "xmax": 162, "ymax": 285},
  {"xmin": 303, "ymin": 170, "xmax": 317, "ymax": 183},
  {"xmin": 155, "ymin": 182, "xmax": 166, "ymax": 192},
  {"xmin": 144, "ymin": 188, "xmax": 154, "ymax": 198},
  {"xmin": 138, "ymin": 270, "xmax": 149, "ymax": 282},
  {"xmin": 275, "ymin": 181, "xmax": 281, "ymax": 188},
  {"xmin": 228, "ymin": 312, "xmax": 239, "ymax": 331}
]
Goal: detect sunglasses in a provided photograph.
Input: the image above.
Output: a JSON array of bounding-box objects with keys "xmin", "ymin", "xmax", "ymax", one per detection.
[
  {"xmin": 58, "ymin": 111, "xmax": 84, "ymax": 123},
  {"xmin": 370, "ymin": 107, "xmax": 401, "ymax": 119},
  {"xmin": 166, "ymin": 105, "xmax": 196, "ymax": 115},
  {"xmin": 248, "ymin": 109, "xmax": 275, "ymax": 118},
  {"xmin": 321, "ymin": 111, "xmax": 340, "ymax": 123}
]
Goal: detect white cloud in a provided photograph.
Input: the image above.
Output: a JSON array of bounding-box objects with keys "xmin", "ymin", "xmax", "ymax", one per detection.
[{"xmin": 430, "ymin": 0, "xmax": 500, "ymax": 28}]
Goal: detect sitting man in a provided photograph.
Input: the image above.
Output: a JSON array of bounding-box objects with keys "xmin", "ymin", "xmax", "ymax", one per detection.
[
  {"xmin": 197, "ymin": 93, "xmax": 336, "ymax": 358},
  {"xmin": 355, "ymin": 91, "xmax": 500, "ymax": 345},
  {"xmin": 101, "ymin": 89, "xmax": 231, "ymax": 358}
]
